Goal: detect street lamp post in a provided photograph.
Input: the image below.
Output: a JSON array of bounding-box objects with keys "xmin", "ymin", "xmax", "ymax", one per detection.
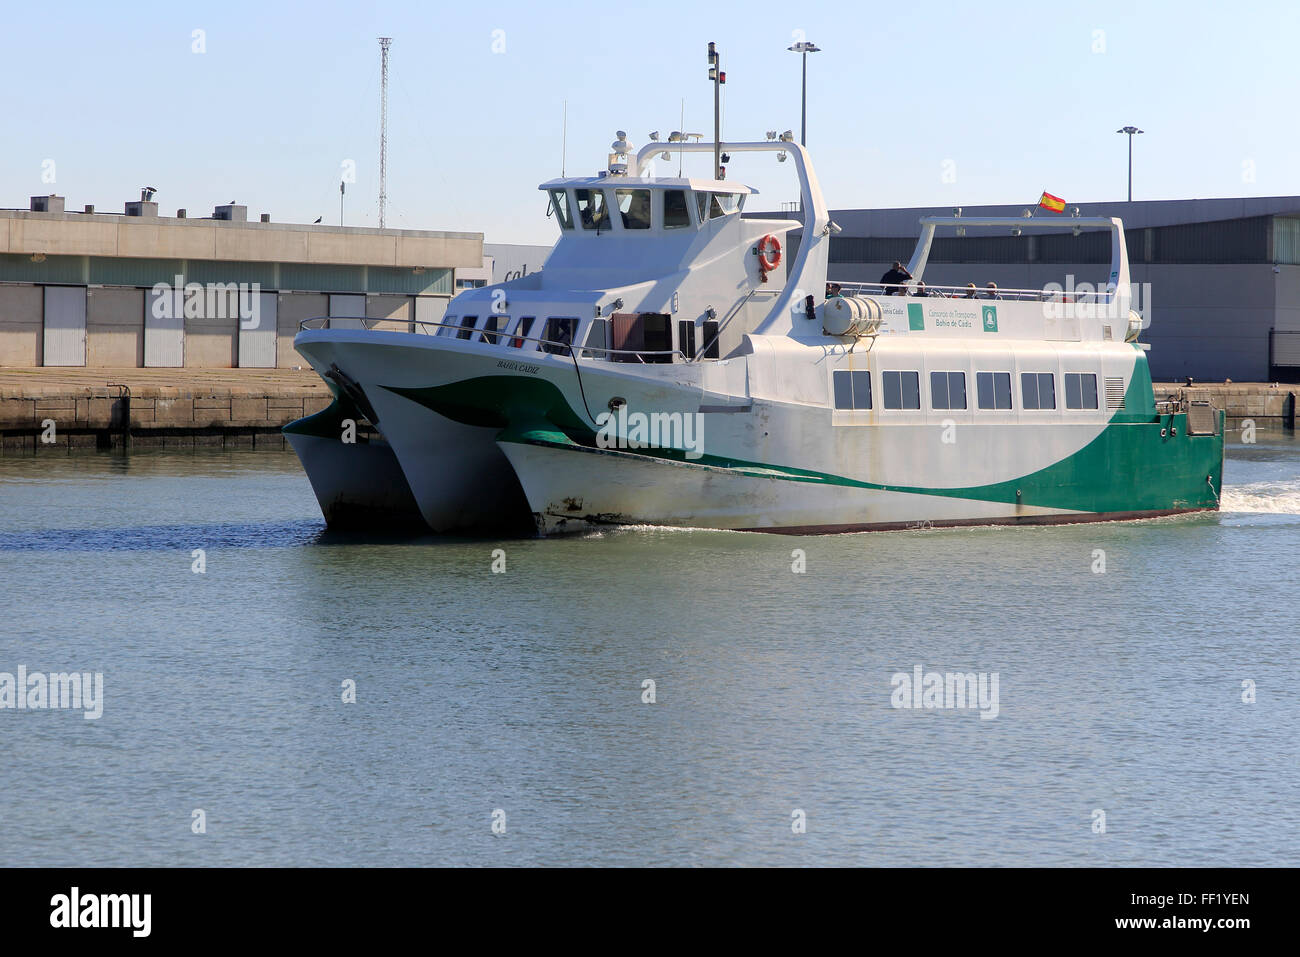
[
  {"xmin": 1116, "ymin": 126, "xmax": 1143, "ymax": 202},
  {"xmin": 788, "ymin": 41, "xmax": 821, "ymax": 147}
]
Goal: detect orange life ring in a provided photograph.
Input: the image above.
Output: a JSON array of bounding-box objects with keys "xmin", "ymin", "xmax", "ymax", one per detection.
[{"xmin": 757, "ymin": 234, "xmax": 782, "ymax": 275}]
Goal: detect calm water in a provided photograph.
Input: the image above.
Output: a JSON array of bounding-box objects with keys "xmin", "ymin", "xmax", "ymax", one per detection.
[{"xmin": 1, "ymin": 433, "xmax": 1297, "ymax": 867}]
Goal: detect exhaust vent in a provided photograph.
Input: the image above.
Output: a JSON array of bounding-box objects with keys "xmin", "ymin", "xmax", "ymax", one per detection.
[{"xmin": 1104, "ymin": 377, "xmax": 1126, "ymax": 410}]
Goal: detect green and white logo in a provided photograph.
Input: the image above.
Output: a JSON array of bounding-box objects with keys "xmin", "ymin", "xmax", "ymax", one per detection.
[
  {"xmin": 908, "ymin": 303, "xmax": 925, "ymax": 331},
  {"xmin": 982, "ymin": 305, "xmax": 998, "ymax": 332}
]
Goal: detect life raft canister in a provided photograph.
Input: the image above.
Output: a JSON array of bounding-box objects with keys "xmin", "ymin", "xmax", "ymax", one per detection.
[{"xmin": 756, "ymin": 234, "xmax": 782, "ymax": 281}]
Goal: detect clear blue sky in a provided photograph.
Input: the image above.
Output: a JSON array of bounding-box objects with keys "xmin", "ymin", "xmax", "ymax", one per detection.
[{"xmin": 3, "ymin": 0, "xmax": 1296, "ymax": 244}]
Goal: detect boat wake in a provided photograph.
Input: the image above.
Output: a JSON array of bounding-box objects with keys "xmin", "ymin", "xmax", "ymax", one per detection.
[{"xmin": 1220, "ymin": 479, "xmax": 1300, "ymax": 514}]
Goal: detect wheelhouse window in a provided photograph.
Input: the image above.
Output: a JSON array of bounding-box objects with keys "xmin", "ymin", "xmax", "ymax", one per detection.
[
  {"xmin": 456, "ymin": 315, "xmax": 478, "ymax": 341},
  {"xmin": 716, "ymin": 193, "xmax": 743, "ymax": 214},
  {"xmin": 976, "ymin": 372, "xmax": 1013, "ymax": 409},
  {"xmin": 549, "ymin": 190, "xmax": 573, "ymax": 229},
  {"xmin": 575, "ymin": 189, "xmax": 609, "ymax": 230},
  {"xmin": 883, "ymin": 371, "xmax": 920, "ymax": 410},
  {"xmin": 832, "ymin": 370, "xmax": 872, "ymax": 410},
  {"xmin": 541, "ymin": 317, "xmax": 577, "ymax": 356},
  {"xmin": 437, "ymin": 315, "xmax": 457, "ymax": 338},
  {"xmin": 664, "ymin": 190, "xmax": 691, "ymax": 228},
  {"xmin": 930, "ymin": 371, "xmax": 967, "ymax": 410},
  {"xmin": 615, "ymin": 189, "xmax": 651, "ymax": 230},
  {"xmin": 1021, "ymin": 372, "xmax": 1056, "ymax": 410},
  {"xmin": 1064, "ymin": 372, "xmax": 1099, "ymax": 409}
]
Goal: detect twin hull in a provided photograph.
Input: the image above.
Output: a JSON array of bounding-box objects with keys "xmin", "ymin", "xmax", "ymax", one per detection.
[{"xmin": 291, "ymin": 329, "xmax": 1225, "ymax": 535}]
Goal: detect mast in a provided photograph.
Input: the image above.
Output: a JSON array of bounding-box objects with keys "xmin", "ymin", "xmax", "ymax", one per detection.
[
  {"xmin": 708, "ymin": 42, "xmax": 724, "ymax": 178},
  {"xmin": 378, "ymin": 37, "xmax": 392, "ymax": 228}
]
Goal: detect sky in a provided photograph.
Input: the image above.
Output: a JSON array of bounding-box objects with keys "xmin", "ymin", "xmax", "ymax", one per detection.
[{"xmin": 2, "ymin": 0, "xmax": 1297, "ymax": 245}]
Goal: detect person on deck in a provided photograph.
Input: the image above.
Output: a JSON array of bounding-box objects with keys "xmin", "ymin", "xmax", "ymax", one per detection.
[{"xmin": 878, "ymin": 261, "xmax": 911, "ymax": 295}]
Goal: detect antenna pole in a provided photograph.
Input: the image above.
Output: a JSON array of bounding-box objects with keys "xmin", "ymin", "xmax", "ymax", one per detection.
[
  {"xmin": 679, "ymin": 98, "xmax": 685, "ymax": 177},
  {"xmin": 340, "ymin": 180, "xmax": 345, "ymax": 226},
  {"xmin": 561, "ymin": 99, "xmax": 567, "ymax": 177},
  {"xmin": 708, "ymin": 42, "xmax": 722, "ymax": 178},
  {"xmin": 378, "ymin": 37, "xmax": 392, "ymax": 228}
]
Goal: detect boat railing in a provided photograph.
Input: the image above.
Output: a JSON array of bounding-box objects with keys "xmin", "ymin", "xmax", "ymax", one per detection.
[
  {"xmin": 297, "ymin": 315, "xmax": 695, "ymax": 363},
  {"xmin": 830, "ymin": 281, "xmax": 1113, "ymax": 302}
]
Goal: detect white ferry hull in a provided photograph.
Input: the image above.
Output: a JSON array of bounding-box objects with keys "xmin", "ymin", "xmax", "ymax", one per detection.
[
  {"xmin": 293, "ymin": 332, "xmax": 532, "ymax": 534},
  {"xmin": 285, "ymin": 430, "xmax": 423, "ymax": 528},
  {"xmin": 498, "ymin": 437, "xmax": 1080, "ymax": 534}
]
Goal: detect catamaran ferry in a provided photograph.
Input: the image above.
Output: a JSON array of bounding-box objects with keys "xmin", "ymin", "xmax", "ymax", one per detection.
[{"xmin": 286, "ymin": 109, "xmax": 1223, "ymax": 535}]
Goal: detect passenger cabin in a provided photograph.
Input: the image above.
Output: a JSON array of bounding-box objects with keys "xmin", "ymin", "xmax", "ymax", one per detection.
[{"xmin": 436, "ymin": 173, "xmax": 797, "ymax": 364}]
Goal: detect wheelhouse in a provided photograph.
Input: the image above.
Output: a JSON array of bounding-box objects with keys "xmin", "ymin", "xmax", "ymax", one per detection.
[{"xmin": 541, "ymin": 178, "xmax": 753, "ymax": 234}]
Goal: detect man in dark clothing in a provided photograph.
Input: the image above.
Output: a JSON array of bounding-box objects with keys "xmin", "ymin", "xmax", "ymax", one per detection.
[{"xmin": 879, "ymin": 261, "xmax": 911, "ymax": 295}]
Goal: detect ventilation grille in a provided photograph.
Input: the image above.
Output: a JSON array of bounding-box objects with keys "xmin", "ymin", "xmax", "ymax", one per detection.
[
  {"xmin": 1104, "ymin": 377, "xmax": 1126, "ymax": 410},
  {"xmin": 1102, "ymin": 325, "xmax": 1113, "ymax": 341}
]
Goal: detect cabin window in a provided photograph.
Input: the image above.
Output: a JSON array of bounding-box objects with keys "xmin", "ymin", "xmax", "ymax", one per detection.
[
  {"xmin": 701, "ymin": 319, "xmax": 721, "ymax": 359},
  {"xmin": 541, "ymin": 317, "xmax": 577, "ymax": 356},
  {"xmin": 976, "ymin": 372, "xmax": 1012, "ymax": 409},
  {"xmin": 664, "ymin": 190, "xmax": 691, "ymax": 229},
  {"xmin": 549, "ymin": 190, "xmax": 573, "ymax": 229},
  {"xmin": 883, "ymin": 371, "xmax": 920, "ymax": 410},
  {"xmin": 678, "ymin": 320, "xmax": 696, "ymax": 359},
  {"xmin": 930, "ymin": 371, "xmax": 967, "ymax": 410},
  {"xmin": 510, "ymin": 316, "xmax": 536, "ymax": 348},
  {"xmin": 575, "ymin": 189, "xmax": 609, "ymax": 230},
  {"xmin": 1021, "ymin": 372, "xmax": 1056, "ymax": 410},
  {"xmin": 480, "ymin": 314, "xmax": 504, "ymax": 345},
  {"xmin": 438, "ymin": 315, "xmax": 457, "ymax": 338},
  {"xmin": 1064, "ymin": 372, "xmax": 1099, "ymax": 409},
  {"xmin": 716, "ymin": 193, "xmax": 743, "ymax": 215},
  {"xmin": 833, "ymin": 370, "xmax": 872, "ymax": 410},
  {"xmin": 582, "ymin": 318, "xmax": 610, "ymax": 357},
  {"xmin": 456, "ymin": 315, "xmax": 478, "ymax": 341},
  {"xmin": 615, "ymin": 189, "xmax": 651, "ymax": 230}
]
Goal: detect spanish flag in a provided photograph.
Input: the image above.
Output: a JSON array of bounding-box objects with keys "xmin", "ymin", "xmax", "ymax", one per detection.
[{"xmin": 1038, "ymin": 191, "xmax": 1066, "ymax": 213}]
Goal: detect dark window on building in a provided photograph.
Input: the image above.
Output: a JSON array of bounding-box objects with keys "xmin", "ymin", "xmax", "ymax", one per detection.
[
  {"xmin": 976, "ymin": 371, "xmax": 1013, "ymax": 410},
  {"xmin": 1021, "ymin": 372, "xmax": 1056, "ymax": 410},
  {"xmin": 883, "ymin": 370, "xmax": 920, "ymax": 410},
  {"xmin": 930, "ymin": 371, "xmax": 967, "ymax": 410},
  {"xmin": 1064, "ymin": 372, "xmax": 1099, "ymax": 409}
]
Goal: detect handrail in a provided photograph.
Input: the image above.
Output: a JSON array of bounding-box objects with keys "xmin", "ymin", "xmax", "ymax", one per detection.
[
  {"xmin": 297, "ymin": 315, "xmax": 693, "ymax": 362},
  {"xmin": 828, "ymin": 281, "xmax": 1114, "ymax": 302}
]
